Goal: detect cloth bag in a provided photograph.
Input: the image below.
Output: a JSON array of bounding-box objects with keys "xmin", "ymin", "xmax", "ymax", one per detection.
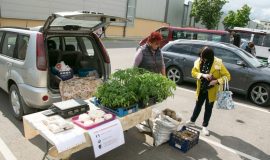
[
  {"xmin": 216, "ymin": 77, "xmax": 235, "ymax": 110},
  {"xmin": 152, "ymin": 113, "xmax": 182, "ymax": 146}
]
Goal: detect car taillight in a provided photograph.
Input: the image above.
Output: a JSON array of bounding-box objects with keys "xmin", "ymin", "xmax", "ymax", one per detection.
[
  {"xmin": 36, "ymin": 33, "xmax": 47, "ymax": 71},
  {"xmin": 42, "ymin": 95, "xmax": 49, "ymax": 101},
  {"xmin": 92, "ymin": 33, "xmax": 110, "ymax": 63}
]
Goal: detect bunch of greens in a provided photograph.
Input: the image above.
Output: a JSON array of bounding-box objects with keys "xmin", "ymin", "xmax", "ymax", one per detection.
[
  {"xmin": 138, "ymin": 72, "xmax": 176, "ymax": 104},
  {"xmin": 94, "ymin": 80, "xmax": 138, "ymax": 109},
  {"xmin": 94, "ymin": 68, "xmax": 176, "ymax": 109}
]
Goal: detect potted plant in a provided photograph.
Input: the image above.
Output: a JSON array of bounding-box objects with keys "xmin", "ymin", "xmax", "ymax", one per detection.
[
  {"xmin": 94, "ymin": 80, "xmax": 139, "ymax": 117},
  {"xmin": 138, "ymin": 72, "xmax": 176, "ymax": 107},
  {"xmin": 94, "ymin": 68, "xmax": 176, "ymax": 116}
]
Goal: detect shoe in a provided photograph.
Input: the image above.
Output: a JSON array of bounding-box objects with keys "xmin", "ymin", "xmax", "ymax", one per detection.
[
  {"xmin": 202, "ymin": 127, "xmax": 210, "ymax": 136},
  {"xmin": 185, "ymin": 120, "xmax": 195, "ymax": 127}
]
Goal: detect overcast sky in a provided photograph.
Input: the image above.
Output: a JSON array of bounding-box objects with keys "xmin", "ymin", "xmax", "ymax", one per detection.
[{"xmin": 185, "ymin": 0, "xmax": 270, "ymax": 21}]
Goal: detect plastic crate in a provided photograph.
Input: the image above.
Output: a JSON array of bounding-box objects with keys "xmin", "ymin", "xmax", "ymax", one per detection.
[
  {"xmin": 169, "ymin": 126, "xmax": 200, "ymax": 153},
  {"xmin": 102, "ymin": 104, "xmax": 139, "ymax": 117},
  {"xmin": 78, "ymin": 68, "xmax": 95, "ymax": 77},
  {"xmin": 51, "ymin": 67, "xmax": 74, "ymax": 81},
  {"xmin": 90, "ymin": 97, "xmax": 101, "ymax": 106},
  {"xmin": 58, "ymin": 70, "xmax": 74, "ymax": 81},
  {"xmin": 90, "ymin": 97, "xmax": 139, "ymax": 117}
]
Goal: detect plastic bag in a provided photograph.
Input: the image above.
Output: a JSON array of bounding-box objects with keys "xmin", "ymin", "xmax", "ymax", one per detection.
[
  {"xmin": 153, "ymin": 114, "xmax": 181, "ymax": 146},
  {"xmin": 136, "ymin": 108, "xmax": 161, "ymax": 133}
]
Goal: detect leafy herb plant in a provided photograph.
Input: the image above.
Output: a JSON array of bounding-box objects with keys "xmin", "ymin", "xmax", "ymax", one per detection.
[
  {"xmin": 94, "ymin": 68, "xmax": 176, "ymax": 109},
  {"xmin": 95, "ymin": 80, "xmax": 138, "ymax": 109}
]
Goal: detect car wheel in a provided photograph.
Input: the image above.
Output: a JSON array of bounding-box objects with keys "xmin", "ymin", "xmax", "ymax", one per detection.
[
  {"xmin": 166, "ymin": 66, "xmax": 183, "ymax": 84},
  {"xmin": 249, "ymin": 83, "xmax": 270, "ymax": 106},
  {"xmin": 9, "ymin": 84, "xmax": 25, "ymax": 120}
]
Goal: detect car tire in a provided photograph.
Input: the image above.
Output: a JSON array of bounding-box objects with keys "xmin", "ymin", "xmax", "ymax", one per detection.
[
  {"xmin": 166, "ymin": 66, "xmax": 183, "ymax": 85},
  {"xmin": 9, "ymin": 84, "xmax": 26, "ymax": 120},
  {"xmin": 249, "ymin": 83, "xmax": 270, "ymax": 107}
]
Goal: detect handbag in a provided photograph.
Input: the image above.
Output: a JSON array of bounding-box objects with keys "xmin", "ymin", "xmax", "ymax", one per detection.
[{"xmin": 216, "ymin": 77, "xmax": 235, "ymax": 110}]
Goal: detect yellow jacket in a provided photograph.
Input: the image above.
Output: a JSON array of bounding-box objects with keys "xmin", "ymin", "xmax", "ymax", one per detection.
[{"xmin": 191, "ymin": 57, "xmax": 231, "ymax": 102}]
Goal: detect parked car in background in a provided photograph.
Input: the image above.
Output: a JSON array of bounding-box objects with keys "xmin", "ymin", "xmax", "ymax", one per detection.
[
  {"xmin": 138, "ymin": 26, "xmax": 230, "ymax": 49},
  {"xmin": 0, "ymin": 11, "xmax": 126, "ymax": 119},
  {"xmin": 162, "ymin": 40, "xmax": 270, "ymax": 107},
  {"xmin": 231, "ymin": 27, "xmax": 270, "ymax": 59}
]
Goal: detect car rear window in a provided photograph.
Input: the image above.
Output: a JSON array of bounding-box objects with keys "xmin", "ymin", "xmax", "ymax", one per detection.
[
  {"xmin": 191, "ymin": 45, "xmax": 204, "ymax": 56},
  {"xmin": 160, "ymin": 28, "xmax": 169, "ymax": 39},
  {"xmin": 0, "ymin": 32, "xmax": 3, "ymax": 44},
  {"xmin": 82, "ymin": 37, "xmax": 95, "ymax": 56},
  {"xmin": 64, "ymin": 37, "xmax": 82, "ymax": 52},
  {"xmin": 48, "ymin": 37, "xmax": 61, "ymax": 50},
  {"xmin": 47, "ymin": 36, "xmax": 96, "ymax": 56},
  {"xmin": 16, "ymin": 35, "xmax": 29, "ymax": 60},
  {"xmin": 172, "ymin": 30, "xmax": 228, "ymax": 42},
  {"xmin": 1, "ymin": 32, "xmax": 17, "ymax": 57}
]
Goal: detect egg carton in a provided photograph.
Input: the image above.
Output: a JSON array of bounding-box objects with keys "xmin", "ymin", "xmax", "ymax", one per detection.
[{"xmin": 71, "ymin": 109, "xmax": 116, "ymax": 130}]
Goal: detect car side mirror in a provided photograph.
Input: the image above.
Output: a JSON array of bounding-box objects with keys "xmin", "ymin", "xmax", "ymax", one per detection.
[
  {"xmin": 237, "ymin": 60, "xmax": 246, "ymax": 67},
  {"xmin": 268, "ymin": 48, "xmax": 270, "ymax": 52}
]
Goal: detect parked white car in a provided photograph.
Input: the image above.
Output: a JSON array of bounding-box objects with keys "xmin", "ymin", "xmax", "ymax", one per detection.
[{"xmin": 0, "ymin": 11, "xmax": 126, "ymax": 119}]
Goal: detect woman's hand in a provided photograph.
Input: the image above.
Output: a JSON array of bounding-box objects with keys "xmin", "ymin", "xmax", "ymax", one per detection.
[
  {"xmin": 209, "ymin": 80, "xmax": 218, "ymax": 86},
  {"xmin": 202, "ymin": 74, "xmax": 212, "ymax": 81}
]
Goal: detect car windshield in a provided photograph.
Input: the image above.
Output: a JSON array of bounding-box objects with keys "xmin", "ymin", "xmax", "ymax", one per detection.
[{"xmin": 236, "ymin": 48, "xmax": 262, "ymax": 68}]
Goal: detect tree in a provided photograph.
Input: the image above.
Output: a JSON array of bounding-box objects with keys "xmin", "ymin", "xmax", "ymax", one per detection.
[
  {"xmin": 223, "ymin": 4, "xmax": 251, "ymax": 30},
  {"xmin": 191, "ymin": 0, "xmax": 228, "ymax": 29}
]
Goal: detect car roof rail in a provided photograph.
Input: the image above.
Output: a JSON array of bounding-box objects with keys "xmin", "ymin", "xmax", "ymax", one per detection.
[{"xmin": 0, "ymin": 26, "xmax": 30, "ymax": 30}]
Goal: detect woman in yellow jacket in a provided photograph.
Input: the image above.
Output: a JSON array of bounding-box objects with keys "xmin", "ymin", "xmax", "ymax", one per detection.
[{"xmin": 186, "ymin": 46, "xmax": 230, "ymax": 136}]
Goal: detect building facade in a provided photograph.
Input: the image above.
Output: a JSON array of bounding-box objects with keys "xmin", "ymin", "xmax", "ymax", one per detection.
[
  {"xmin": 245, "ymin": 20, "xmax": 264, "ymax": 30},
  {"xmin": 1, "ymin": 0, "xmax": 264, "ymax": 37},
  {"xmin": 260, "ymin": 20, "xmax": 270, "ymax": 30},
  {"xmin": 0, "ymin": 0, "xmax": 192, "ymax": 38}
]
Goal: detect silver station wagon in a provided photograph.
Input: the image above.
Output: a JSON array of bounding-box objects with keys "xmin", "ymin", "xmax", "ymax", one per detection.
[
  {"xmin": 0, "ymin": 11, "xmax": 126, "ymax": 119},
  {"xmin": 162, "ymin": 40, "xmax": 270, "ymax": 107}
]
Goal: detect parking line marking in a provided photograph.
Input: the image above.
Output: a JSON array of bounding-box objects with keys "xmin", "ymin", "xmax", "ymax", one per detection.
[
  {"xmin": 176, "ymin": 87, "xmax": 270, "ymax": 114},
  {"xmin": 142, "ymin": 142, "xmax": 151, "ymax": 147},
  {"xmin": 200, "ymin": 136, "xmax": 260, "ymax": 160},
  {"xmin": 234, "ymin": 102, "xmax": 270, "ymax": 114},
  {"xmin": 0, "ymin": 137, "xmax": 17, "ymax": 160},
  {"xmin": 176, "ymin": 86, "xmax": 196, "ymax": 94},
  {"xmin": 138, "ymin": 149, "xmax": 147, "ymax": 155}
]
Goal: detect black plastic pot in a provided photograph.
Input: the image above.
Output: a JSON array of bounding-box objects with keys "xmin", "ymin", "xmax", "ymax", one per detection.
[{"xmin": 138, "ymin": 97, "xmax": 157, "ymax": 108}]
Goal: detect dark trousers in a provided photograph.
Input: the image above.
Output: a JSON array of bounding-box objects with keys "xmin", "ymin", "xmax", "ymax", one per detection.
[{"xmin": 190, "ymin": 91, "xmax": 214, "ymax": 127}]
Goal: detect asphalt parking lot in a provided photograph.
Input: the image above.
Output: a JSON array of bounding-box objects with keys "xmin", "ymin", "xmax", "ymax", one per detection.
[{"xmin": 0, "ymin": 46, "xmax": 269, "ymax": 160}]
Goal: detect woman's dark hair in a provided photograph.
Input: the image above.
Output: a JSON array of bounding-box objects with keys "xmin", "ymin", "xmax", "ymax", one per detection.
[
  {"xmin": 200, "ymin": 46, "xmax": 214, "ymax": 62},
  {"xmin": 233, "ymin": 33, "xmax": 241, "ymax": 47}
]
